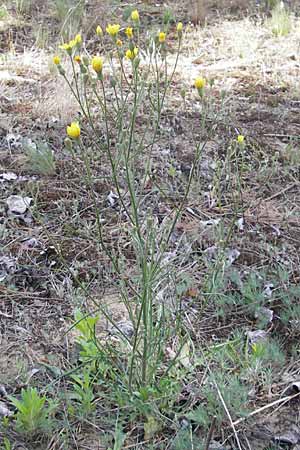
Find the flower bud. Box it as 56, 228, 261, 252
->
82, 55, 89, 66
110, 77, 117, 88
58, 65, 65, 76
64, 137, 73, 151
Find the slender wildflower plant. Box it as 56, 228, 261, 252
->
54, 14, 213, 396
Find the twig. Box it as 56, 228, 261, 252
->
214, 381, 243, 450
265, 182, 297, 201
204, 416, 217, 450
0, 311, 13, 318
232, 391, 300, 426
263, 133, 299, 139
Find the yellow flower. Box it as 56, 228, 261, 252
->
75, 34, 82, 45
53, 55, 61, 65
125, 27, 133, 38
91, 56, 103, 73
237, 135, 245, 144
106, 24, 120, 37
158, 31, 166, 43
74, 55, 81, 64
69, 39, 77, 48
116, 39, 123, 47
177, 22, 183, 32
194, 77, 206, 89
125, 47, 138, 60
131, 9, 139, 21
59, 42, 72, 52
67, 122, 81, 139
96, 25, 103, 36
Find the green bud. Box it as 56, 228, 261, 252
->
58, 65, 65, 76
82, 55, 89, 66
133, 57, 140, 69
80, 64, 87, 74
110, 77, 117, 88
64, 137, 73, 151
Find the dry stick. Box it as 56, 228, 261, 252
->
265, 182, 298, 202
232, 391, 300, 426
204, 416, 217, 450
213, 381, 243, 450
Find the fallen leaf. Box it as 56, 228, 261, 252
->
0, 256, 16, 281
273, 431, 300, 445
107, 191, 118, 207
0, 172, 18, 181
246, 330, 268, 345
0, 401, 13, 417
6, 195, 32, 214
255, 307, 274, 324
179, 341, 192, 369
185, 287, 198, 298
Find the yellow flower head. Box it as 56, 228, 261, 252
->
131, 9, 139, 22
194, 77, 206, 89
53, 55, 61, 65
96, 25, 103, 36
74, 55, 81, 64
158, 31, 166, 43
67, 122, 81, 139
69, 39, 77, 48
177, 22, 183, 33
59, 42, 72, 52
116, 39, 123, 47
106, 24, 120, 37
125, 47, 138, 60
75, 34, 82, 45
92, 56, 103, 73
125, 27, 133, 38
237, 135, 245, 144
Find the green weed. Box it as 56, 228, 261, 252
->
24, 140, 56, 175
0, 5, 8, 19
268, 3, 292, 37
171, 428, 204, 450
9, 387, 57, 435
188, 373, 248, 430
0, 437, 12, 450
69, 368, 96, 418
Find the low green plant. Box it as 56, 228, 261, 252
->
73, 309, 104, 368
0, 5, 8, 19
69, 367, 96, 418
108, 422, 126, 450
9, 387, 57, 435
0, 438, 12, 450
188, 373, 248, 430
268, 3, 292, 37
264, 0, 280, 10
171, 428, 203, 450
211, 270, 269, 320
23, 140, 56, 175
